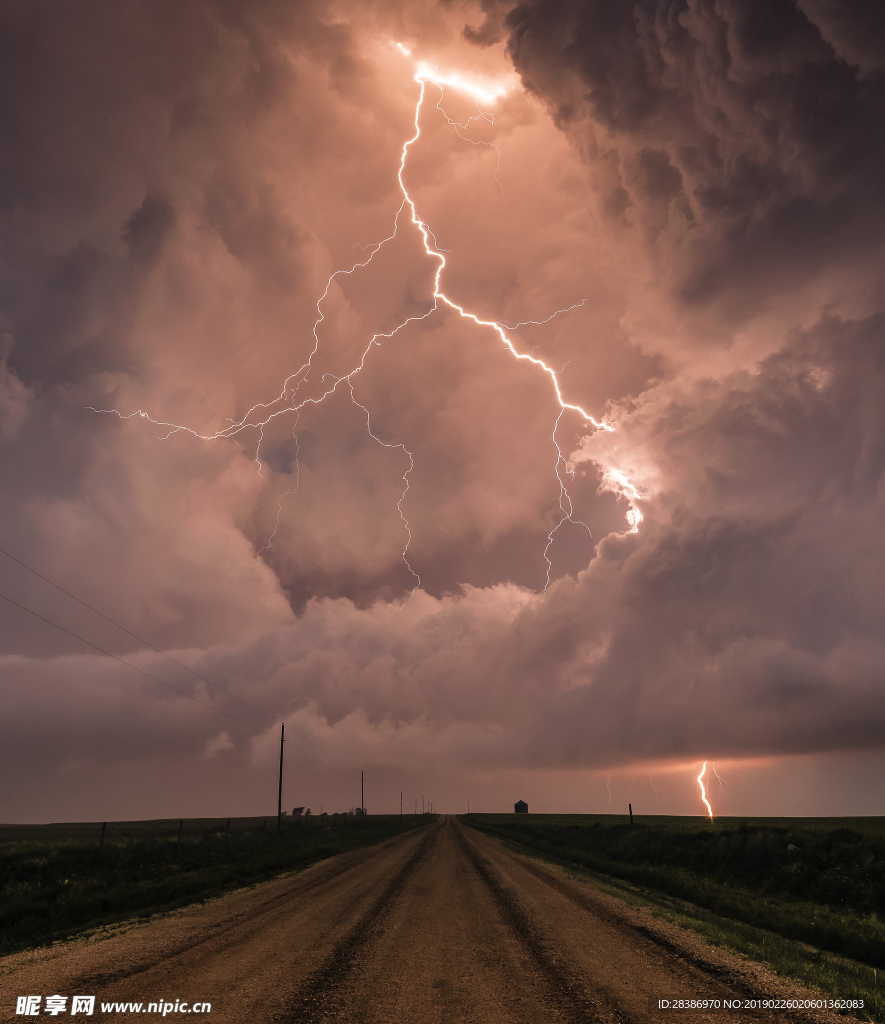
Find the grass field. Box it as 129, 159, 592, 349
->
0, 813, 435, 957
463, 813, 885, 1021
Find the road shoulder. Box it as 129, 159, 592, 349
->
464, 823, 870, 1024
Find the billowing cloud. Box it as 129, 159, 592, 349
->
506, 0, 885, 315
1, 0, 883, 820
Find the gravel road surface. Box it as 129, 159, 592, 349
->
0, 816, 847, 1023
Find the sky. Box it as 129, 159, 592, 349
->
2, 0, 885, 822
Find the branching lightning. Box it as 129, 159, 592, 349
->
91, 52, 642, 599
254, 417, 300, 565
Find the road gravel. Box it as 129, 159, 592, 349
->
0, 816, 855, 1023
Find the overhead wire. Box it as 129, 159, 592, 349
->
0, 549, 470, 800
0, 589, 370, 780
0, 544, 275, 721
0, 590, 266, 732
0, 546, 366, 776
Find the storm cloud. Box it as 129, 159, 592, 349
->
1, 0, 884, 820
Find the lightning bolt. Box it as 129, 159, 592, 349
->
254, 417, 300, 566
432, 84, 504, 197
697, 761, 714, 820
91, 53, 642, 600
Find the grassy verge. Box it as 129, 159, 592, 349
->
462, 814, 885, 1023
0, 814, 435, 957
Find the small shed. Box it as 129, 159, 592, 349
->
514, 800, 528, 814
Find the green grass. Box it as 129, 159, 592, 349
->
462, 814, 885, 1021
0, 814, 435, 957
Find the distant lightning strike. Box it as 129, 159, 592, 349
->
697, 761, 714, 820
92, 55, 642, 596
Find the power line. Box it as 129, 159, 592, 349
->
0, 590, 266, 732
0, 544, 372, 776
0, 548, 461, 791
0, 544, 275, 721
285, 738, 356, 777
284, 728, 362, 773
0, 581, 362, 776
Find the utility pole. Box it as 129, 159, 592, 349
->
277, 722, 285, 833
629, 802, 633, 826
361, 770, 364, 823
400, 791, 402, 819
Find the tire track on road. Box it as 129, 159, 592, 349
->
276, 825, 436, 1023
71, 834, 411, 992
455, 824, 623, 1024
468, 826, 838, 1024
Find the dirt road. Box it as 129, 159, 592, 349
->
1, 817, 838, 1023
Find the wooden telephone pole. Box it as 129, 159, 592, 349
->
361, 770, 364, 823
277, 723, 285, 832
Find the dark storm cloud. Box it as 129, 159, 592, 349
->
505, 0, 885, 308
460, 0, 512, 47
0, 0, 351, 663
564, 310, 885, 766
0, 0, 350, 389
798, 0, 885, 75
4, 0, 885, 821
123, 196, 176, 267
484, 0, 885, 774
